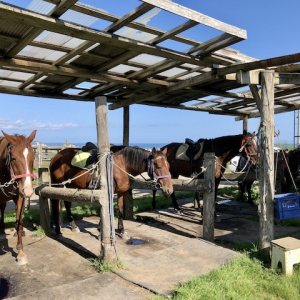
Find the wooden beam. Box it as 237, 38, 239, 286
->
109, 71, 216, 109
104, 2, 154, 33
217, 53, 300, 76
5, 0, 78, 58
141, 0, 247, 39
0, 3, 205, 67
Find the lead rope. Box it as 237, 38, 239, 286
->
107, 152, 118, 259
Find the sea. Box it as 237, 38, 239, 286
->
39, 142, 166, 150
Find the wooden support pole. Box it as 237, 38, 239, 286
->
38, 167, 52, 237
123, 106, 130, 146
258, 70, 275, 250
95, 96, 116, 263
243, 115, 248, 132
203, 152, 215, 242
123, 105, 133, 220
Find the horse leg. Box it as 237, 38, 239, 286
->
51, 199, 62, 235
0, 202, 6, 234
64, 201, 80, 233
170, 192, 180, 211
116, 192, 128, 239
238, 182, 245, 202
152, 190, 157, 210
247, 181, 255, 205
15, 197, 27, 265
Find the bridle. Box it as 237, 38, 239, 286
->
147, 153, 171, 188
239, 136, 257, 161
6, 144, 37, 182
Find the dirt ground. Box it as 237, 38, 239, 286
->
2, 193, 300, 299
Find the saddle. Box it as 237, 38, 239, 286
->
175, 138, 205, 176
71, 142, 99, 189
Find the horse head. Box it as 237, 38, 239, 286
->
2, 130, 37, 198
149, 147, 173, 196
240, 131, 259, 165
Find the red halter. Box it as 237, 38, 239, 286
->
10, 165, 37, 181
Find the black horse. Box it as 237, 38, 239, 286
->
236, 156, 256, 204
282, 149, 300, 193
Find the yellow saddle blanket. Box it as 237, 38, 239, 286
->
71, 150, 91, 170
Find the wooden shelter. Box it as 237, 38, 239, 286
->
1, 0, 300, 259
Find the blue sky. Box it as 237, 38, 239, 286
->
1, 0, 300, 146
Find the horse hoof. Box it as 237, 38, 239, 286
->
116, 231, 129, 240
17, 252, 28, 265
71, 226, 80, 233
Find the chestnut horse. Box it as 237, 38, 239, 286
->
152, 131, 258, 210
50, 146, 173, 237
0, 130, 37, 265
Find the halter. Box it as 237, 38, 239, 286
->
6, 144, 37, 182
147, 153, 171, 186
239, 136, 257, 159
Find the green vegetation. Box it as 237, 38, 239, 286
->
88, 256, 128, 272
151, 252, 300, 300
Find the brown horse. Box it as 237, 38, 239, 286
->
152, 131, 258, 210
50, 146, 173, 237
0, 130, 37, 265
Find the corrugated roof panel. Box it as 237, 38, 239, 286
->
108, 64, 142, 74
129, 54, 164, 65
27, 0, 55, 15
0, 69, 33, 80
158, 67, 187, 77
0, 80, 21, 87
18, 45, 66, 61
177, 72, 202, 80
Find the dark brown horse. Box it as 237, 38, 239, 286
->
152, 131, 258, 210
0, 130, 37, 265
50, 146, 173, 237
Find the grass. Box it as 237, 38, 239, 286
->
151, 252, 300, 300
88, 256, 129, 272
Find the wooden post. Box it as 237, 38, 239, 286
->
37, 142, 42, 168
38, 168, 52, 236
203, 152, 215, 242
95, 96, 116, 263
259, 70, 275, 249
123, 105, 133, 219
123, 106, 130, 146
243, 115, 248, 132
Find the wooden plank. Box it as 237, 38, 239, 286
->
274, 73, 300, 85
109, 71, 216, 109
141, 0, 247, 39
148, 20, 198, 45
0, 57, 142, 87
104, 3, 154, 33
5, 0, 78, 58
217, 53, 300, 76
0, 3, 205, 67
130, 178, 211, 192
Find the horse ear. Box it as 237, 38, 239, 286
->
152, 147, 157, 156
2, 131, 16, 144
162, 147, 167, 155
27, 130, 37, 144
251, 131, 256, 138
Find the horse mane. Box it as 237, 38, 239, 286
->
202, 134, 243, 156
115, 146, 148, 174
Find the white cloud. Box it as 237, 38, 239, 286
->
0, 119, 79, 130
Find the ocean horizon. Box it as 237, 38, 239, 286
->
36, 141, 166, 149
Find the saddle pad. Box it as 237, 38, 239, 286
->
175, 141, 204, 161
71, 150, 91, 170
